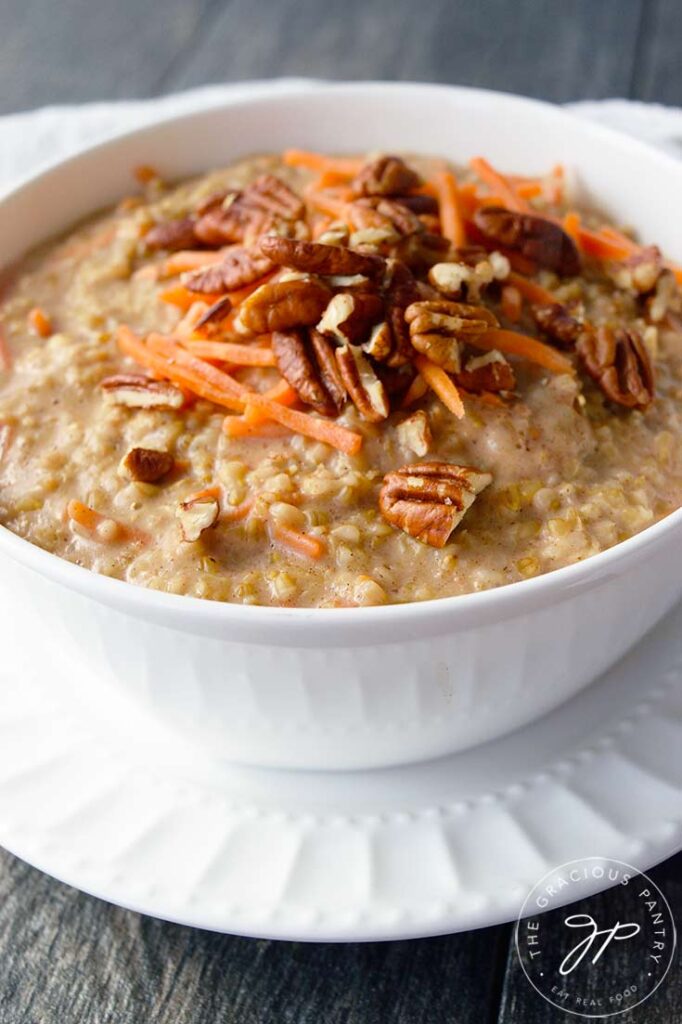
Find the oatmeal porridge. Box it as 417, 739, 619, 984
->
0, 149, 681, 607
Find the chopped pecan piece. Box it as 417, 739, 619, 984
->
100, 374, 185, 410
272, 329, 345, 416
335, 345, 390, 422
396, 410, 432, 456
532, 302, 583, 349
245, 174, 305, 220
394, 194, 439, 215
144, 217, 200, 252
379, 462, 492, 547
259, 236, 384, 278
474, 206, 580, 276
456, 350, 516, 393
121, 447, 174, 483
177, 494, 220, 542
317, 291, 384, 344
184, 247, 274, 294
429, 252, 509, 301
577, 326, 654, 410
352, 155, 422, 197
235, 278, 331, 334
611, 245, 663, 294
405, 299, 498, 373
362, 321, 393, 361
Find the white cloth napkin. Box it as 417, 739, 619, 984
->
0, 83, 680, 189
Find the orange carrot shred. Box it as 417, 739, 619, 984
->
243, 379, 299, 425
413, 355, 465, 419
282, 150, 364, 176
469, 157, 531, 213
401, 374, 429, 408
161, 249, 226, 276
224, 417, 291, 439
159, 285, 224, 311
175, 302, 210, 338
133, 164, 161, 185
501, 284, 522, 323
233, 395, 362, 455
473, 328, 574, 374
66, 500, 148, 544
269, 520, 326, 560
432, 170, 466, 247
183, 340, 277, 366
507, 271, 556, 307
28, 307, 52, 338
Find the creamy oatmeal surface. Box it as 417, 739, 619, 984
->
0, 150, 681, 607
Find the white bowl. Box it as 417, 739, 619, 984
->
2, 82, 681, 770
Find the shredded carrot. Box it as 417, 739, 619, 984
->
0, 327, 10, 372
562, 211, 582, 243
316, 169, 355, 188
501, 284, 522, 323
243, 379, 299, 425
161, 249, 225, 276
222, 498, 254, 521
282, 150, 364, 176
575, 226, 633, 262
269, 520, 326, 560
507, 271, 556, 307
401, 374, 429, 408
133, 164, 160, 185
184, 340, 277, 366
304, 189, 351, 222
28, 307, 52, 338
473, 329, 574, 374
159, 285, 224, 311
66, 500, 148, 544
175, 302, 210, 338
472, 390, 507, 407
514, 181, 543, 199
469, 157, 531, 213
432, 170, 466, 248
117, 327, 247, 413
223, 416, 291, 439
312, 215, 333, 239
599, 225, 638, 252
413, 355, 465, 419
234, 395, 362, 455
546, 164, 565, 205
185, 485, 222, 503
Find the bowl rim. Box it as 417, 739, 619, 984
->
1, 78, 681, 638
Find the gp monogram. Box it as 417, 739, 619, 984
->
515, 858, 676, 1018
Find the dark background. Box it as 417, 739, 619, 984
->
1, 0, 681, 1021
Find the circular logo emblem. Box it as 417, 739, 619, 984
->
515, 857, 676, 1018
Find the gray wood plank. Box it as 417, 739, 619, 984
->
496, 853, 682, 1023
0, 848, 506, 1024
162, 0, 643, 103
0, 0, 217, 115
631, 0, 682, 105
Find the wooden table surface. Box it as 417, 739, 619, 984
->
1, 0, 681, 1020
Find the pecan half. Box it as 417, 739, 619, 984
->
100, 374, 185, 410
352, 155, 422, 197
577, 326, 654, 410
317, 291, 384, 344
456, 350, 516, 393
350, 197, 424, 237
194, 175, 304, 246
532, 302, 583, 349
144, 217, 200, 252
177, 495, 220, 542
379, 462, 492, 547
474, 206, 580, 276
405, 299, 498, 373
382, 259, 423, 366
335, 345, 390, 422
396, 410, 432, 456
272, 329, 345, 415
121, 447, 174, 483
236, 278, 332, 334
184, 247, 273, 294
259, 236, 384, 278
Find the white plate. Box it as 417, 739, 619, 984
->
0, 585, 681, 942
